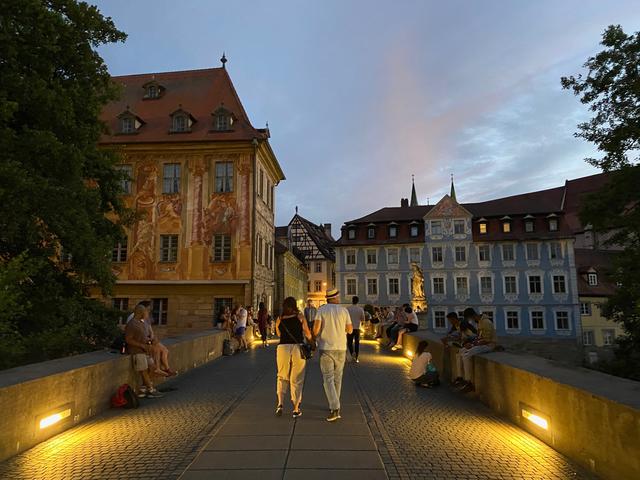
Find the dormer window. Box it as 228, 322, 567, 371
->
212, 105, 235, 132
169, 107, 195, 133
347, 228, 356, 240
588, 272, 598, 286
501, 216, 512, 233
117, 108, 144, 135
410, 223, 419, 237
548, 214, 559, 232
524, 215, 535, 233
142, 80, 164, 100
121, 116, 134, 133
367, 225, 376, 239
389, 224, 398, 238
478, 218, 487, 235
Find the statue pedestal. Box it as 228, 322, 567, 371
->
411, 297, 428, 313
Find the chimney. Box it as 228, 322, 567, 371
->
401, 198, 409, 208
323, 223, 332, 238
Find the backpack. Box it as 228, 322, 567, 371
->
111, 333, 127, 354
111, 384, 140, 409
223, 338, 235, 356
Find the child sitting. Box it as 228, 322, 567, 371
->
409, 340, 440, 388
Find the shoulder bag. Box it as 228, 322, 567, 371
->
280, 316, 314, 360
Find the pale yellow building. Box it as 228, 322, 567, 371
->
273, 240, 308, 315
98, 64, 284, 335
576, 249, 624, 350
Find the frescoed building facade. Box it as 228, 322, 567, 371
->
335, 174, 612, 340
98, 63, 285, 335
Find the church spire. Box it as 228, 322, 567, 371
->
450, 173, 457, 202
410, 174, 418, 207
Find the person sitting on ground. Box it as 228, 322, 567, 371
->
233, 304, 249, 352
392, 305, 419, 350
440, 312, 478, 348
454, 308, 497, 393
409, 340, 439, 388
125, 305, 164, 398
257, 301, 270, 347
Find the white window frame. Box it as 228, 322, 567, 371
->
345, 278, 357, 296
549, 218, 559, 232
162, 163, 181, 194
366, 249, 377, 265
387, 277, 400, 296
454, 245, 466, 263
502, 243, 515, 262
528, 274, 543, 294
582, 330, 594, 346
602, 329, 615, 346
554, 310, 571, 332
388, 225, 398, 238
503, 275, 518, 295
525, 220, 535, 233
345, 249, 356, 266
552, 275, 567, 294
159, 234, 179, 262
432, 276, 446, 295
367, 277, 378, 296
347, 228, 356, 240
387, 248, 399, 265
478, 244, 491, 262
479, 275, 493, 295
215, 161, 234, 193
549, 242, 563, 260
213, 234, 232, 262
580, 302, 591, 316
430, 220, 442, 235
453, 219, 465, 235
431, 246, 443, 263
433, 310, 447, 330
454, 276, 469, 296
530, 310, 545, 333
505, 309, 520, 332
409, 247, 421, 264
117, 165, 133, 194
410, 224, 419, 237
526, 242, 540, 261
588, 273, 598, 286
367, 227, 375, 239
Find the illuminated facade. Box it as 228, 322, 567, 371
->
99, 64, 285, 335
273, 240, 308, 315
336, 174, 612, 340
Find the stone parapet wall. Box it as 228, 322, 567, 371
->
400, 331, 640, 480
0, 328, 254, 463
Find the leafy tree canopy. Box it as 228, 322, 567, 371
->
562, 25, 640, 379
0, 0, 128, 369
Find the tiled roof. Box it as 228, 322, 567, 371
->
562, 173, 612, 233
292, 214, 335, 261
574, 248, 618, 297
464, 186, 565, 217
100, 67, 267, 144
274, 226, 289, 238
346, 206, 431, 224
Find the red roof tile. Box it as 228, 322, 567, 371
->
100, 67, 266, 144
464, 186, 565, 217
574, 248, 618, 297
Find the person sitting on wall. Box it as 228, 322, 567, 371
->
138, 301, 177, 377
233, 304, 249, 352
215, 306, 228, 329
441, 312, 478, 348
386, 304, 409, 348
125, 304, 164, 398
409, 340, 440, 388
454, 308, 497, 393
392, 305, 420, 350
375, 306, 395, 339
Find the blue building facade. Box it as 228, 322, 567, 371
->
335, 183, 584, 339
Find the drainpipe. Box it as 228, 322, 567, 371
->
250, 138, 258, 307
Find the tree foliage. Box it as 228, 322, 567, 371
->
562, 25, 640, 378
0, 0, 128, 369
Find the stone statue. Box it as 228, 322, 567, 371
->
410, 262, 428, 312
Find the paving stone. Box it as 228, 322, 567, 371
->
204, 435, 290, 451
286, 450, 384, 469
189, 450, 287, 469
181, 469, 283, 480
291, 435, 375, 451
284, 469, 387, 480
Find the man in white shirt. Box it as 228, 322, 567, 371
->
233, 304, 249, 352
345, 296, 365, 363
313, 288, 353, 422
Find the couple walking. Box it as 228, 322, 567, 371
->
275, 288, 353, 422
